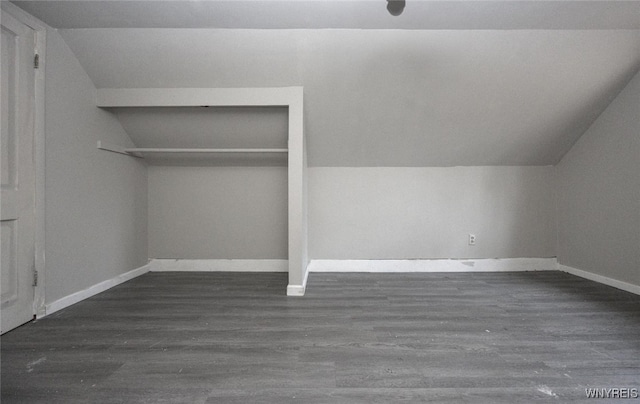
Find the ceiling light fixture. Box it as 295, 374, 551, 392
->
387, 0, 406, 16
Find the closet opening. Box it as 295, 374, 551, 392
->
97, 87, 308, 295
117, 106, 288, 270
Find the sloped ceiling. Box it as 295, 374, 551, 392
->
11, 0, 640, 30
12, 1, 640, 166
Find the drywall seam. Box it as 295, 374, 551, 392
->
149, 259, 288, 272
42, 264, 151, 317
559, 264, 640, 296
308, 258, 558, 272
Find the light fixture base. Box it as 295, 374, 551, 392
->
387, 0, 406, 16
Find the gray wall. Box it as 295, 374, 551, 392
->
59, 29, 640, 167
309, 166, 556, 259
56, 28, 581, 262
556, 71, 640, 286
44, 27, 639, 268
148, 166, 287, 259
148, 165, 557, 262
45, 29, 148, 304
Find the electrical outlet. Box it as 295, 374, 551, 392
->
468, 234, 476, 246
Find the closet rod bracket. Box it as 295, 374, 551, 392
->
97, 141, 143, 158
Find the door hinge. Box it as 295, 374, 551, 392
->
34, 54, 40, 69
33, 269, 39, 287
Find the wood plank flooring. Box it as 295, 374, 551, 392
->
2, 271, 639, 403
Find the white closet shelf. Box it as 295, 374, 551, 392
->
127, 148, 288, 153
98, 141, 287, 157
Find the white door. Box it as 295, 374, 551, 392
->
1, 11, 36, 334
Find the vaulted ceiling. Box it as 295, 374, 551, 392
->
11, 1, 640, 167
12, 0, 640, 30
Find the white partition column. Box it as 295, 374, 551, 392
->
286, 88, 308, 296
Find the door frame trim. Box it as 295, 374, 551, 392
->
1, 3, 47, 317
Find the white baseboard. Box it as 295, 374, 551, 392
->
559, 264, 640, 295
43, 264, 151, 317
308, 258, 557, 273
287, 266, 310, 297
149, 259, 288, 273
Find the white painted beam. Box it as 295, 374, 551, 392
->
96, 87, 303, 108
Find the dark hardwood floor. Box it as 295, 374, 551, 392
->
1, 271, 639, 403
